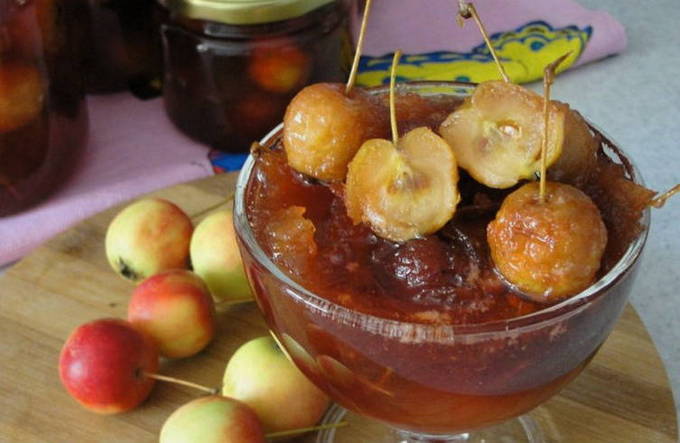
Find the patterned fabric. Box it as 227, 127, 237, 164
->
209, 0, 625, 171
356, 21, 592, 86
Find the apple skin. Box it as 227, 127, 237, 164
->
160, 395, 265, 443
222, 336, 330, 433
59, 318, 159, 414
190, 209, 251, 302
105, 198, 193, 283
128, 269, 216, 359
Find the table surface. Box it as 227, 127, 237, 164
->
0, 172, 677, 442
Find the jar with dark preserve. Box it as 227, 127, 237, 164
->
80, 0, 163, 94
0, 0, 89, 216
159, 0, 351, 153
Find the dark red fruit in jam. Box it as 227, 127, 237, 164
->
372, 237, 449, 292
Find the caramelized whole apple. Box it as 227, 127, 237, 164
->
487, 181, 607, 302
548, 103, 599, 186
439, 80, 565, 189
283, 83, 386, 181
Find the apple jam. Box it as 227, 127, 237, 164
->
245, 90, 650, 324
238, 84, 652, 432
0, 0, 88, 216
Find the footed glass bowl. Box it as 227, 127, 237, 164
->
233, 82, 649, 442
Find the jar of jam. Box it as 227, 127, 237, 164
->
159, 0, 351, 153
0, 0, 89, 216
80, 0, 163, 94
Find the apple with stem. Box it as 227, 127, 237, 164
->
59, 318, 159, 414
222, 336, 329, 433
105, 198, 193, 282
190, 209, 252, 302
128, 269, 216, 359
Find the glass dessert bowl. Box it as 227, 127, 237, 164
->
233, 82, 650, 442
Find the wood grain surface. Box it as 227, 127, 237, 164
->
0, 173, 676, 442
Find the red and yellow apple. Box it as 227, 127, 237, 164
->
58, 318, 159, 414
222, 336, 329, 433
160, 395, 265, 443
128, 269, 216, 358
105, 198, 193, 282
190, 209, 251, 302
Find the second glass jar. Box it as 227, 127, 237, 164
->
81, 0, 163, 94
159, 0, 351, 153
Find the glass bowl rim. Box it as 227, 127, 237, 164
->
233, 80, 650, 338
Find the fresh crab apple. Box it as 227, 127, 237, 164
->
128, 270, 216, 358
58, 318, 159, 414
160, 395, 265, 443
0, 61, 43, 133
345, 127, 460, 242
190, 209, 252, 302
222, 336, 329, 433
439, 80, 566, 189
283, 83, 386, 181
487, 181, 607, 302
105, 198, 193, 282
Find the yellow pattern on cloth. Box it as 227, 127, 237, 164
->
356, 21, 592, 86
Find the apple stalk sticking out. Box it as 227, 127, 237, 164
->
128, 269, 216, 359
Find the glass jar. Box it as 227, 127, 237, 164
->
0, 0, 89, 216
159, 0, 351, 153
80, 0, 163, 94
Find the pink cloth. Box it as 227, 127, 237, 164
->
356, 0, 626, 67
0, 95, 213, 265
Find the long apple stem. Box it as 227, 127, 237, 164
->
650, 184, 680, 208
146, 373, 220, 395
539, 52, 571, 203
457, 1, 510, 83
265, 421, 349, 439
389, 50, 402, 146
346, 0, 373, 94
268, 330, 294, 363
215, 297, 254, 308
191, 193, 235, 221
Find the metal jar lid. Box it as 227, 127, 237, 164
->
160, 0, 337, 25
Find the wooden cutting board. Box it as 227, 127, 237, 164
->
0, 173, 677, 442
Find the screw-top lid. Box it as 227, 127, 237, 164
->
160, 0, 336, 25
